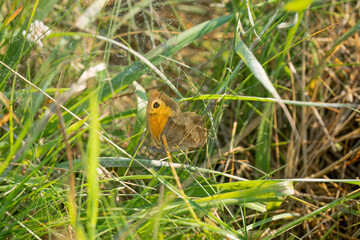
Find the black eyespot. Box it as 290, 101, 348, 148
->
153, 102, 160, 108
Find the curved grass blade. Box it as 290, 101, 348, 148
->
234, 33, 299, 138
99, 14, 233, 101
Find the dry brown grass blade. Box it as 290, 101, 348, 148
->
0, 92, 22, 127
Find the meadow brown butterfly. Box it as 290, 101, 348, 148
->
146, 90, 206, 152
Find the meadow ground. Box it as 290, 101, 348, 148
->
0, 1, 359, 239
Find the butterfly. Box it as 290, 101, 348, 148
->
146, 90, 206, 152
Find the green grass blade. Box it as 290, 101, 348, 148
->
126, 82, 147, 154
234, 30, 299, 138
99, 14, 233, 101
86, 91, 100, 239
